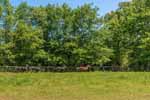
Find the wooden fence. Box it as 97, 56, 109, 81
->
0, 66, 87, 72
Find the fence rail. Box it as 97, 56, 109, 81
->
0, 66, 127, 72
0, 66, 82, 72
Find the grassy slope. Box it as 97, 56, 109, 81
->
0, 72, 150, 100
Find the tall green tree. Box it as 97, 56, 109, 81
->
13, 21, 44, 66
103, 0, 150, 70
0, 0, 14, 65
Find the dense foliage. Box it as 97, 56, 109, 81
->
0, 0, 149, 71
103, 0, 150, 71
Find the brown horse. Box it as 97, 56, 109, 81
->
76, 65, 91, 72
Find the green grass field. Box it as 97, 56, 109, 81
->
0, 72, 150, 100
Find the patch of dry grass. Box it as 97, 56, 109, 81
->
0, 72, 150, 100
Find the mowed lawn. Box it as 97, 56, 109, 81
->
0, 72, 150, 100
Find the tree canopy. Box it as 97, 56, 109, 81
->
0, 0, 149, 71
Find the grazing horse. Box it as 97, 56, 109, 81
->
76, 64, 91, 72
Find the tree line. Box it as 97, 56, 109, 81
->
0, 0, 149, 71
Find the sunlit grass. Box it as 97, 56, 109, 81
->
0, 72, 150, 100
